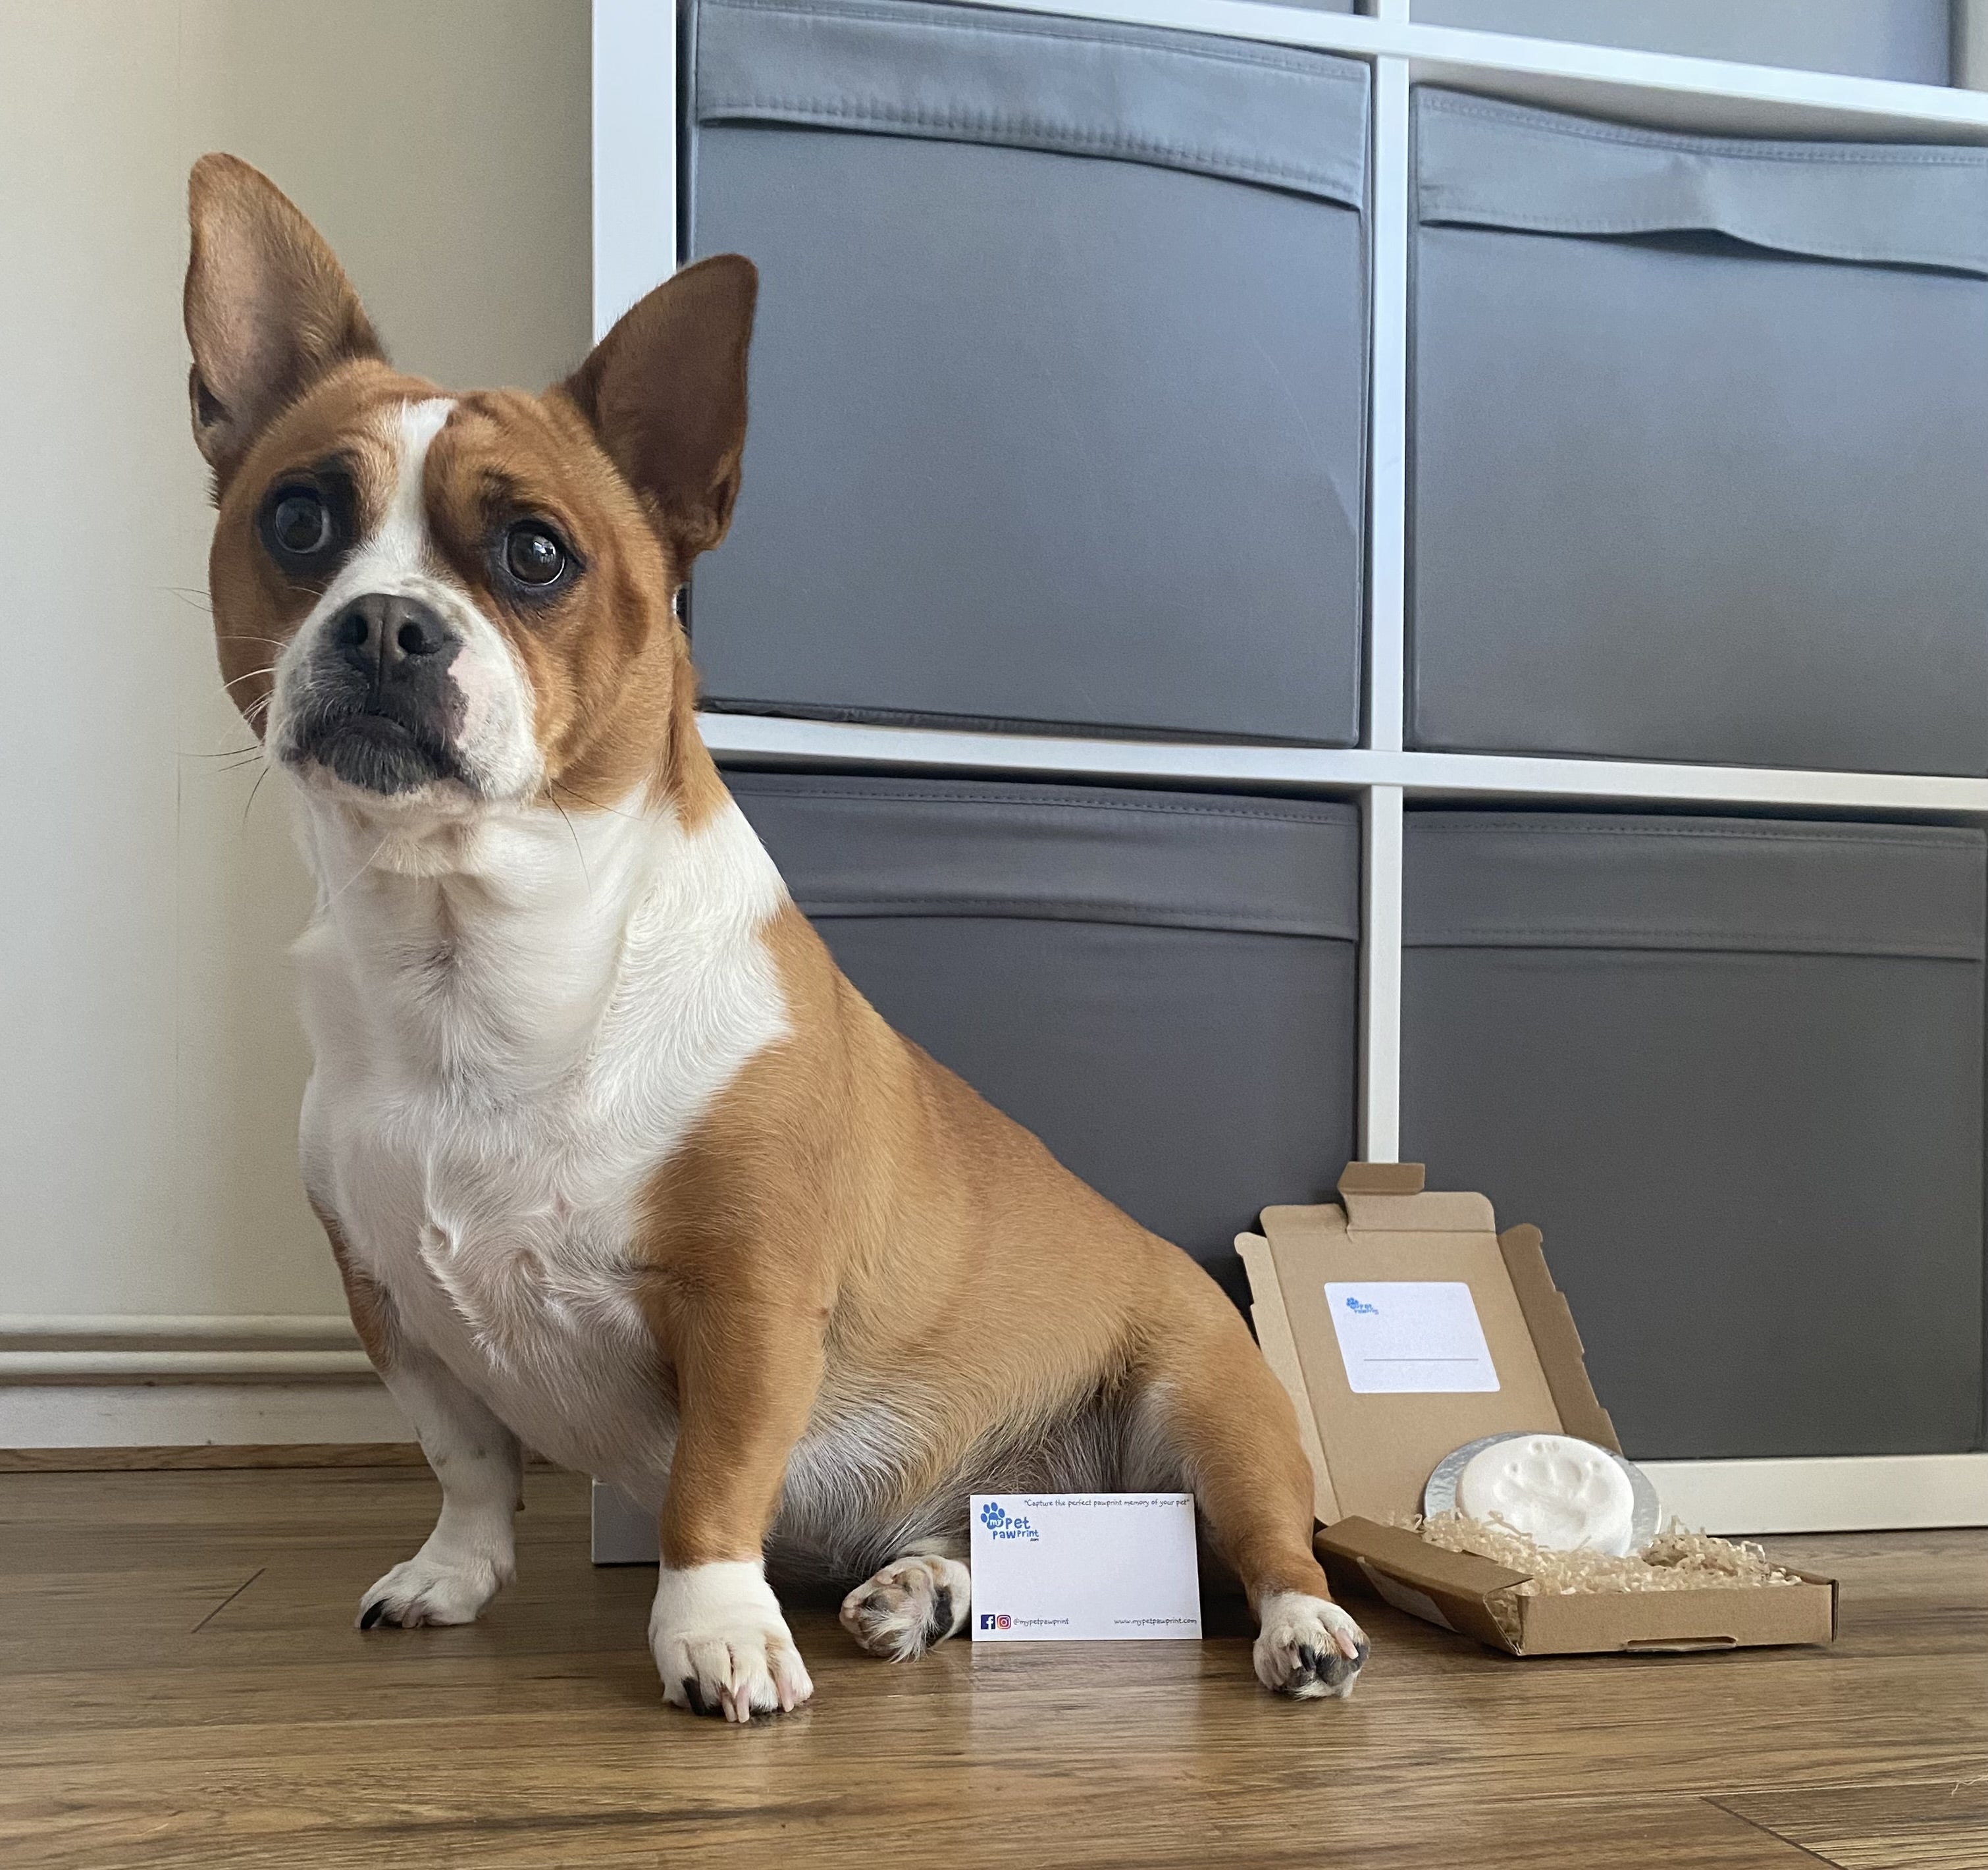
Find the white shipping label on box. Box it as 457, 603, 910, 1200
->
1325, 1281, 1500, 1394
969, 1494, 1201, 1642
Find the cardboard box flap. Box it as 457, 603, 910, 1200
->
1336, 1158, 1496, 1231
1344, 1188, 1501, 1233
1315, 1518, 1532, 1652
1257, 1200, 1353, 1253
1237, 1233, 1339, 1523
1316, 1516, 1532, 1599
1256, 1170, 1568, 1524
1498, 1223, 1619, 1453
1512, 1588, 1819, 1655
1335, 1162, 1426, 1196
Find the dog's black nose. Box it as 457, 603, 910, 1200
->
332, 593, 456, 676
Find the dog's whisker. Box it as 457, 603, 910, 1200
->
319, 832, 394, 911
241, 763, 273, 833
550, 778, 650, 824
543, 786, 594, 897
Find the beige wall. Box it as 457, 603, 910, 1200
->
0, 1, 591, 1351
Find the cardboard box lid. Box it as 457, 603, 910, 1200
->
1241, 1162, 1619, 1528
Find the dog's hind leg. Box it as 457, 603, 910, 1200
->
1124, 1269, 1371, 1701
839, 1539, 972, 1661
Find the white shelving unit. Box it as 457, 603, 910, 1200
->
590, 0, 1988, 1536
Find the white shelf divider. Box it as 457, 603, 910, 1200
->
1365, 54, 1410, 757
1358, 784, 1405, 1162
590, 0, 679, 342
935, 0, 1988, 140
698, 714, 1988, 818
1398, 20, 1988, 141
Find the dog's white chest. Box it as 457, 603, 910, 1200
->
293, 797, 792, 1497
323, 1092, 675, 1485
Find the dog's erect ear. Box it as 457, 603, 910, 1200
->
184, 153, 384, 489
562, 255, 758, 564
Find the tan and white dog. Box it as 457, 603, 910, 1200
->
183, 154, 1369, 1721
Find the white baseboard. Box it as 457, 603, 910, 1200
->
0, 1314, 368, 1381
587, 1458, 1988, 1565
1642, 1454, 1988, 1535
0, 1379, 411, 1448
0, 1314, 361, 1345
0, 1316, 382, 1431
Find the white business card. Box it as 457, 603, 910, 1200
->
969, 1493, 1202, 1642
1325, 1279, 1501, 1394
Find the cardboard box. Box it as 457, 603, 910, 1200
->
1240, 1163, 1837, 1656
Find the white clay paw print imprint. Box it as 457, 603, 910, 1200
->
1457, 1433, 1636, 1555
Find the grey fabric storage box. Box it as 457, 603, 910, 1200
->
729, 772, 1362, 1304
1409, 90, 1988, 775
687, 0, 1370, 745
1413, 1, 1951, 84
1400, 811, 1986, 1460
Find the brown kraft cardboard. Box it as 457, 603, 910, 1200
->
1241, 1164, 1837, 1656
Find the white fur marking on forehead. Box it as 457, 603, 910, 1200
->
369, 396, 456, 572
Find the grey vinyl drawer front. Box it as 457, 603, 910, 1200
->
1399, 812, 1987, 1461
730, 772, 1361, 1305
1409, 90, 1988, 775
1411, 0, 1951, 84
688, 0, 1370, 745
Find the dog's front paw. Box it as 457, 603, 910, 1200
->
650, 1561, 813, 1723
840, 1552, 971, 1661
1253, 1591, 1371, 1700
357, 1551, 508, 1629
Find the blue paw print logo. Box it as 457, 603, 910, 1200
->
1345, 1296, 1380, 1316
979, 1501, 1040, 1542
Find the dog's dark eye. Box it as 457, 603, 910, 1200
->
504, 521, 569, 589
269, 488, 331, 558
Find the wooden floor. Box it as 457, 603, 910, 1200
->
2, 1468, 1983, 1868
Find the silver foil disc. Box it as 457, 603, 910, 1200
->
1423, 1432, 1661, 1554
